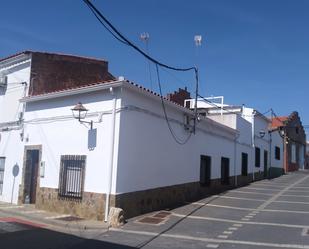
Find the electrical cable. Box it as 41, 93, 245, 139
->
82, 0, 199, 141
85, 2, 129, 46
155, 64, 192, 145
82, 0, 197, 73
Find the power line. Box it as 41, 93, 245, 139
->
155, 64, 192, 145
82, 0, 199, 139
82, 0, 197, 73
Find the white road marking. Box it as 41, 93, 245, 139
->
245, 215, 254, 218
217, 235, 228, 239
233, 224, 243, 227
263, 209, 309, 214
302, 228, 309, 236
45, 214, 71, 219
274, 200, 309, 205
187, 203, 309, 214
252, 183, 289, 188
244, 187, 279, 191
206, 204, 255, 211
110, 228, 309, 249
230, 190, 274, 196
255, 174, 309, 212
172, 213, 309, 229
217, 196, 267, 202
285, 190, 309, 193
281, 194, 309, 198
241, 218, 250, 221
223, 231, 233, 234
206, 244, 219, 248
228, 227, 238, 231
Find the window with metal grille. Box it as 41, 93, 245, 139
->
0, 157, 5, 195
58, 155, 86, 199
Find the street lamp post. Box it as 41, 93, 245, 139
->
71, 102, 93, 129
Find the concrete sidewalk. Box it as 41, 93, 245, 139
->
0, 201, 108, 232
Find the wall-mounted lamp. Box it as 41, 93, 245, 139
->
71, 102, 93, 129
259, 129, 266, 138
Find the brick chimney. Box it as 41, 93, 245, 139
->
166, 87, 191, 107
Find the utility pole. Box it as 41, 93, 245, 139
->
194, 35, 202, 134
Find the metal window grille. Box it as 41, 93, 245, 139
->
0, 157, 5, 195
58, 155, 86, 199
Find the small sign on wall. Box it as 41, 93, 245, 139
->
88, 128, 97, 150
40, 161, 45, 178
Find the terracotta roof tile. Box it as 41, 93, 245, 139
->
270, 116, 288, 129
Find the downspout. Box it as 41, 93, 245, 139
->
104, 87, 117, 222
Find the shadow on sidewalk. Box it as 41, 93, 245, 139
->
0, 225, 135, 249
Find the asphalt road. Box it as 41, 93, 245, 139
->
1, 171, 309, 249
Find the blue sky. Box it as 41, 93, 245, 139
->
1, 0, 309, 133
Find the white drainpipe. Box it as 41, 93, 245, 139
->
104, 87, 117, 222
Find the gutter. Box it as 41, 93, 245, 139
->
20, 80, 124, 103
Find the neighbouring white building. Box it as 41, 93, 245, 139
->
0, 51, 285, 221
185, 97, 284, 179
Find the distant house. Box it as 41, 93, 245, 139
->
270, 112, 306, 172
305, 141, 309, 169
184, 98, 284, 179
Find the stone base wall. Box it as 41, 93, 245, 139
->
35, 187, 111, 221
269, 167, 284, 179
115, 174, 255, 219
287, 163, 299, 172
35, 173, 266, 220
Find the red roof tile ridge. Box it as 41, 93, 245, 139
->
0, 50, 32, 63
124, 80, 183, 107
29, 79, 118, 98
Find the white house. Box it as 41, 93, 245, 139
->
0, 51, 283, 221
185, 97, 284, 179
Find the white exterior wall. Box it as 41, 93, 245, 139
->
116, 87, 236, 194
271, 130, 283, 168
23, 89, 122, 195
0, 56, 31, 123
0, 130, 24, 203
0, 55, 31, 203
208, 114, 253, 177
253, 115, 270, 173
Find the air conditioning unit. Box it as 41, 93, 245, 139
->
0, 75, 7, 87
